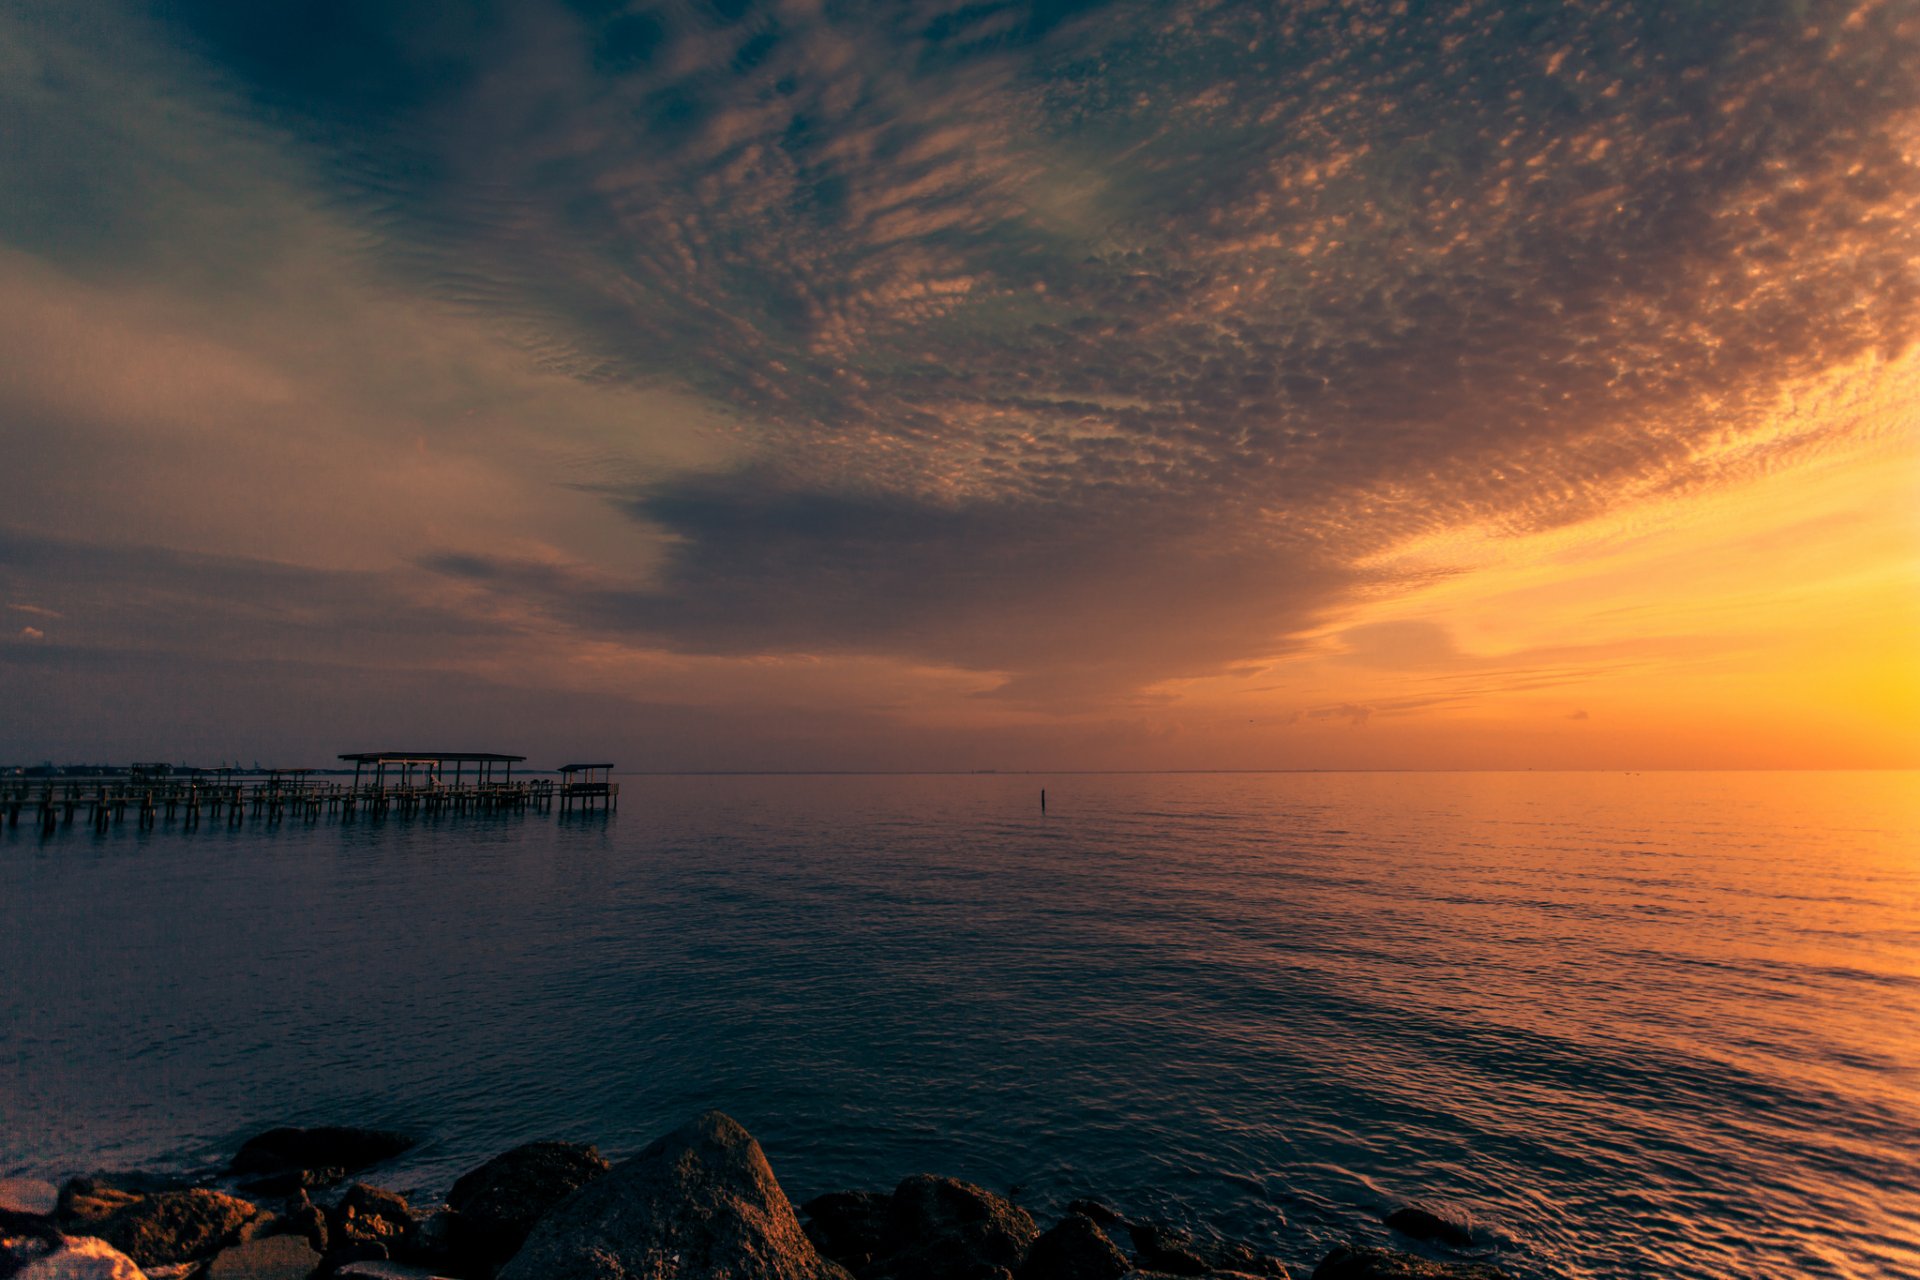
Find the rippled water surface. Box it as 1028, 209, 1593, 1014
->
4, 772, 1917, 1278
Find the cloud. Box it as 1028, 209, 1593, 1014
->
2, 0, 1916, 757
1309, 702, 1375, 727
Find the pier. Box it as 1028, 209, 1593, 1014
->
1, 752, 618, 833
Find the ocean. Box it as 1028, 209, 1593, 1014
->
3, 771, 1915, 1278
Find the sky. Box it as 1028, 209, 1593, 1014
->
1, 0, 1916, 770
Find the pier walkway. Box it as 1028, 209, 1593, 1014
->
1, 751, 618, 833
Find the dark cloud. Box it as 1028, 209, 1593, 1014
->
10, 0, 1919, 713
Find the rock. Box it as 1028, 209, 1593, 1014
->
1310, 1246, 1508, 1279
64, 1189, 258, 1269
333, 1264, 457, 1280
8, 1234, 147, 1280
323, 1240, 390, 1271
443, 1141, 609, 1266
497, 1111, 849, 1280
230, 1130, 412, 1178
869, 1174, 1039, 1280
1197, 1242, 1286, 1278
0, 1181, 61, 1221
272, 1202, 329, 1256
1124, 1224, 1207, 1276
1063, 1201, 1122, 1228
55, 1178, 182, 1231
236, 1171, 346, 1200
3, 1234, 59, 1274
398, 1211, 461, 1274
1016, 1215, 1128, 1280
798, 1192, 888, 1272
1121, 1224, 1284, 1279
1381, 1208, 1473, 1250
203, 1234, 322, 1280
333, 1186, 412, 1244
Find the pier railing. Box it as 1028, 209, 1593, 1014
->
0, 774, 590, 832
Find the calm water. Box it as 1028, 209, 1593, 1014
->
3, 772, 1916, 1279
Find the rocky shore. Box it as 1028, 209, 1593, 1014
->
2, 1114, 1509, 1280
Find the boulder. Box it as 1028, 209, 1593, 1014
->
1124, 1224, 1207, 1276
62, 1188, 257, 1269
55, 1177, 188, 1232
444, 1141, 609, 1265
230, 1130, 412, 1178
1123, 1223, 1284, 1279
798, 1192, 888, 1272
1310, 1246, 1507, 1279
323, 1241, 390, 1271
1016, 1215, 1128, 1280
333, 1264, 457, 1280
7, 1234, 146, 1280
1197, 1242, 1287, 1278
1381, 1208, 1474, 1250
868, 1175, 1039, 1280
331, 1186, 413, 1252
399, 1211, 462, 1274
497, 1111, 850, 1280
1063, 1202, 1122, 1228
271, 1200, 329, 1256
203, 1235, 321, 1280
0, 1180, 60, 1221
235, 1171, 345, 1200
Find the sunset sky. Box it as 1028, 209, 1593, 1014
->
2, 0, 1915, 770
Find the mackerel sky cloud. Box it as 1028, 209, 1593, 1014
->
2, 0, 1916, 768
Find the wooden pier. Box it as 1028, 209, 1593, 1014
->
1, 752, 617, 833
557, 763, 619, 813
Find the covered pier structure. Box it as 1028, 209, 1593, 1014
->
337, 751, 545, 816
557, 763, 619, 813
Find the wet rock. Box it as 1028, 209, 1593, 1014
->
1382, 1208, 1474, 1250
230, 1131, 412, 1178
3, 1234, 58, 1275
1064, 1201, 1123, 1228
330, 1186, 412, 1253
798, 1191, 888, 1272
1124, 1224, 1208, 1276
868, 1174, 1039, 1280
54, 1177, 190, 1233
7, 1234, 146, 1280
443, 1141, 609, 1266
1016, 1214, 1128, 1280
323, 1240, 390, 1271
272, 1201, 329, 1256
236, 1171, 347, 1200
1122, 1223, 1285, 1279
0, 1181, 60, 1223
397, 1211, 462, 1274
497, 1111, 849, 1280
66, 1188, 258, 1269
204, 1234, 322, 1280
1199, 1242, 1287, 1278
333, 1265, 457, 1280
1310, 1245, 1508, 1279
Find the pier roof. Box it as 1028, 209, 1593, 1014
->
338, 751, 527, 764
558, 762, 614, 772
